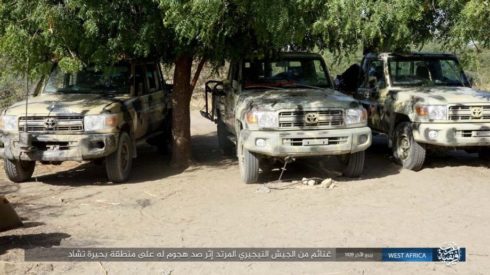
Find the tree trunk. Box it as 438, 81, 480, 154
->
171, 54, 194, 170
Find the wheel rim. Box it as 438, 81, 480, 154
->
120, 141, 130, 171
397, 134, 411, 160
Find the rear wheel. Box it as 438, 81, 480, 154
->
105, 132, 133, 183
237, 136, 260, 184
338, 151, 365, 178
4, 159, 35, 183
217, 121, 235, 156
393, 122, 426, 171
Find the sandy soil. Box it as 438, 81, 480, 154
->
1, 111, 489, 275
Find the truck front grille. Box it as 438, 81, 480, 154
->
448, 105, 490, 121
456, 130, 490, 138
19, 116, 84, 133
278, 110, 344, 129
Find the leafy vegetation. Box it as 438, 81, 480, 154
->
1, 0, 490, 168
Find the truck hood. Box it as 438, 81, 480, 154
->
2, 93, 126, 116
239, 88, 360, 110
396, 86, 490, 105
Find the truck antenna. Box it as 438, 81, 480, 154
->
25, 56, 29, 128
19, 43, 33, 151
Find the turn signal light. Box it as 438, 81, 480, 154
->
415, 106, 428, 116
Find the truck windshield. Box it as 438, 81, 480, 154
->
388, 57, 470, 87
242, 58, 332, 89
44, 65, 131, 94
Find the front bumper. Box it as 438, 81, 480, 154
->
413, 122, 490, 147
240, 127, 372, 157
0, 133, 118, 162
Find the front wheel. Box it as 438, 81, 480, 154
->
4, 159, 35, 183
105, 132, 133, 183
393, 122, 426, 171
338, 151, 365, 178
237, 136, 260, 184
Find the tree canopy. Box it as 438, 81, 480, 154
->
1, 0, 489, 168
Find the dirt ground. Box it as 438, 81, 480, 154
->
1, 111, 489, 275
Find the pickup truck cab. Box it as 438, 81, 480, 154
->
202, 52, 372, 183
0, 61, 172, 183
338, 52, 490, 170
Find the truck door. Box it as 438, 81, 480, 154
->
224, 62, 240, 134
131, 64, 151, 139
357, 57, 388, 131
145, 63, 167, 132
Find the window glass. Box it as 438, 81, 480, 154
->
242, 58, 332, 89
388, 57, 468, 87
45, 65, 131, 94
146, 64, 160, 92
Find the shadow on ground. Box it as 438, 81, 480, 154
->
13, 132, 489, 186
261, 135, 403, 183
425, 150, 489, 169
0, 232, 70, 256
28, 133, 235, 186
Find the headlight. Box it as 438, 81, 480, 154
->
415, 105, 447, 120
84, 114, 119, 131
0, 115, 18, 131
344, 108, 367, 126
246, 111, 278, 129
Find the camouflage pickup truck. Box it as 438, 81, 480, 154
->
0, 61, 172, 183
201, 52, 372, 183
337, 52, 490, 170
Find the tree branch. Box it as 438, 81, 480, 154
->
190, 57, 206, 94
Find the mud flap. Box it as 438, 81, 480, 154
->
0, 196, 23, 232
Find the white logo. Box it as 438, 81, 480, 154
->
471, 107, 483, 119
304, 113, 319, 125
44, 118, 58, 129
437, 243, 462, 265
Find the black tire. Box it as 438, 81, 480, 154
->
237, 136, 260, 184
105, 132, 133, 183
339, 151, 365, 178
4, 159, 35, 183
217, 121, 235, 156
393, 122, 426, 171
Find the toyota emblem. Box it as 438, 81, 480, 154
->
304, 112, 319, 125
471, 107, 483, 119
44, 118, 57, 129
